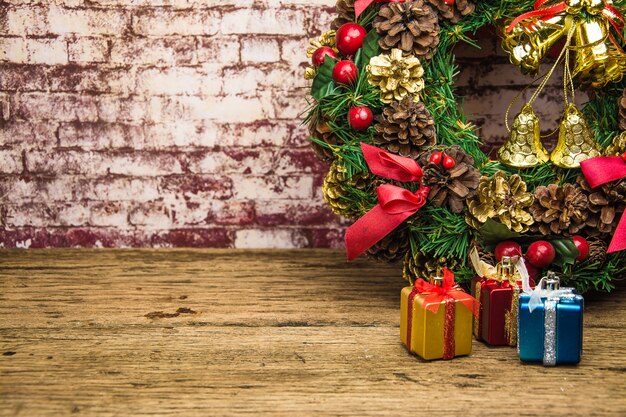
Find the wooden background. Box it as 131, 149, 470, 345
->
1, 249, 625, 416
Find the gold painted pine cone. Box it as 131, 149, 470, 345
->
529, 183, 589, 236
373, 0, 440, 60
323, 161, 370, 219
403, 250, 459, 282
418, 146, 481, 214
367, 48, 425, 104
605, 131, 626, 156
374, 97, 436, 159
465, 172, 534, 233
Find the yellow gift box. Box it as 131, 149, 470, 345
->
400, 270, 477, 360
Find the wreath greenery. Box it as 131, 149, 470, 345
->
305, 0, 626, 293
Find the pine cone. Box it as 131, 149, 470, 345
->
366, 226, 410, 263
468, 240, 496, 268
309, 118, 340, 162
331, 0, 356, 30
605, 131, 626, 156
618, 88, 626, 130
576, 175, 623, 236
427, 0, 475, 23
465, 172, 534, 233
587, 238, 608, 264
323, 161, 370, 219
418, 146, 481, 213
373, 97, 436, 158
529, 184, 589, 235
403, 250, 459, 282
373, 0, 440, 60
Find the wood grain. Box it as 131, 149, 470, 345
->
1, 249, 625, 416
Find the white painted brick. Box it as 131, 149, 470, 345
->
26, 38, 68, 65
240, 37, 280, 63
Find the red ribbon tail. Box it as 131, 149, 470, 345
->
354, 0, 375, 19
345, 204, 413, 261
608, 214, 626, 254
506, 3, 567, 33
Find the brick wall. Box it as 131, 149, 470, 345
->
0, 1, 580, 248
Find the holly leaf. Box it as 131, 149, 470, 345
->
356, 30, 380, 69
551, 238, 579, 266
311, 56, 339, 100
477, 219, 522, 248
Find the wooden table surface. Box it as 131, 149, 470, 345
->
1, 249, 625, 416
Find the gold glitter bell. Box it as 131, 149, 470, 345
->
498, 104, 550, 168
502, 14, 572, 76
571, 17, 626, 89
550, 103, 602, 168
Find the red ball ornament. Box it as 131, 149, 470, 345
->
442, 154, 456, 169
335, 23, 367, 56
526, 240, 556, 269
571, 235, 589, 262
312, 46, 337, 67
332, 60, 358, 85
495, 240, 522, 262
348, 106, 373, 131
430, 151, 443, 165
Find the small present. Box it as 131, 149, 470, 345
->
469, 249, 530, 346
518, 271, 584, 366
400, 269, 478, 360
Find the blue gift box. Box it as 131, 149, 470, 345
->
518, 272, 583, 366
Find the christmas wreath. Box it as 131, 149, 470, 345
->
304, 0, 626, 293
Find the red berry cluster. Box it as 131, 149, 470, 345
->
311, 24, 374, 132
429, 151, 456, 169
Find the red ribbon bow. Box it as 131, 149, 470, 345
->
507, 0, 625, 44
354, 0, 405, 19
345, 143, 429, 261
580, 156, 626, 253
413, 269, 479, 317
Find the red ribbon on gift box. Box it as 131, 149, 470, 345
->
407, 269, 478, 359
580, 155, 626, 253
345, 143, 429, 261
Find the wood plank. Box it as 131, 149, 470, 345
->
1, 249, 625, 416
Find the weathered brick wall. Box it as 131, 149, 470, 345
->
0, 1, 576, 248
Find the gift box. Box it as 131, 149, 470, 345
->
470, 252, 526, 346
400, 269, 477, 360
518, 272, 583, 366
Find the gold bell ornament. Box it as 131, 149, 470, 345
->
499, 24, 602, 168
551, 41, 603, 167
502, 0, 626, 89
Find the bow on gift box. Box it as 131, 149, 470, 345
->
580, 155, 626, 253
345, 143, 429, 261
413, 268, 479, 316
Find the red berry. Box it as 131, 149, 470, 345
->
442, 154, 456, 169
332, 60, 358, 85
348, 106, 373, 131
526, 240, 556, 269
429, 151, 443, 165
335, 23, 367, 56
571, 235, 589, 262
495, 240, 522, 262
312, 47, 337, 67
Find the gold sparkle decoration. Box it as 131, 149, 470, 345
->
465, 171, 535, 233
366, 48, 425, 103
551, 104, 602, 168
605, 131, 626, 156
